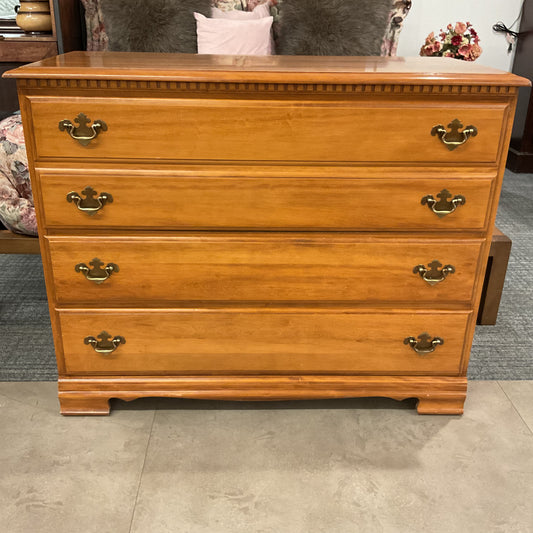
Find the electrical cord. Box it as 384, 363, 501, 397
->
492, 0, 525, 52
492, 22, 521, 52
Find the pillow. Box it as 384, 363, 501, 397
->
211, 3, 271, 19
81, 0, 109, 51
276, 0, 394, 56
247, 0, 283, 48
0, 113, 37, 236
195, 13, 273, 55
211, 0, 247, 11
101, 0, 211, 53
211, 3, 274, 53
381, 0, 412, 56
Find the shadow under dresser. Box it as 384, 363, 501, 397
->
4, 52, 529, 415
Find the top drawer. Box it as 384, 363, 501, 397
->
26, 96, 508, 164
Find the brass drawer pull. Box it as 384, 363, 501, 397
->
413, 260, 455, 286
75, 258, 119, 285
84, 331, 126, 355
421, 188, 465, 218
404, 333, 444, 355
431, 119, 477, 151
59, 113, 107, 146
66, 186, 113, 216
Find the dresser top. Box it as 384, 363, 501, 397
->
5, 51, 529, 87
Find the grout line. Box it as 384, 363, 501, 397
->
128, 409, 156, 533
497, 381, 533, 435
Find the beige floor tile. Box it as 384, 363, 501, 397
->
129, 382, 533, 533
499, 380, 533, 433
0, 382, 157, 430
0, 382, 59, 413
0, 385, 154, 533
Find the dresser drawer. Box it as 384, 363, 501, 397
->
38, 171, 494, 231
57, 308, 471, 375
28, 96, 507, 163
47, 235, 483, 305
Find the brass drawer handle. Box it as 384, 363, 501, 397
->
404, 333, 444, 355
59, 113, 107, 146
66, 186, 113, 216
431, 119, 477, 151
75, 258, 119, 285
413, 260, 455, 286
84, 331, 126, 355
421, 188, 465, 218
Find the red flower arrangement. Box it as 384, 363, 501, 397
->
420, 22, 482, 61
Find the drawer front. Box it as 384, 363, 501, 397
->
29, 96, 506, 163
57, 308, 471, 375
38, 172, 494, 231
47, 235, 483, 305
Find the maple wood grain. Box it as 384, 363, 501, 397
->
5, 52, 530, 87
57, 375, 468, 415
28, 96, 507, 164
8, 53, 526, 415
57, 307, 471, 375
37, 171, 495, 232
46, 235, 483, 305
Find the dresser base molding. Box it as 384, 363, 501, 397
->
57, 375, 467, 416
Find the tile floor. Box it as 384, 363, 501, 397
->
0, 381, 532, 533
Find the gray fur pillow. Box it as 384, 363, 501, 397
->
101, 0, 211, 53
277, 0, 393, 56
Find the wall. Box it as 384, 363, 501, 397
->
397, 0, 524, 72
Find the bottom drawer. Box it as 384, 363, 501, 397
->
57, 308, 471, 375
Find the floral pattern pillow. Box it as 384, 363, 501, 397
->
81, 0, 108, 51
0, 113, 37, 236
212, 0, 246, 11
381, 0, 412, 56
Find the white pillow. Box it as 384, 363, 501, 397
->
211, 3, 271, 20
195, 12, 274, 56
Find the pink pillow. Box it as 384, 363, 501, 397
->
211, 3, 271, 19
194, 12, 273, 56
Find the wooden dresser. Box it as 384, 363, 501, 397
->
6, 52, 528, 415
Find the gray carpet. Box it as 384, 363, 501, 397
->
0, 170, 531, 381
469, 170, 533, 379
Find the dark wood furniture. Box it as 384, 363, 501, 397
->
6, 53, 528, 416
477, 228, 512, 325
0, 0, 82, 61
507, 0, 533, 172
0, 0, 83, 115
0, 229, 39, 253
